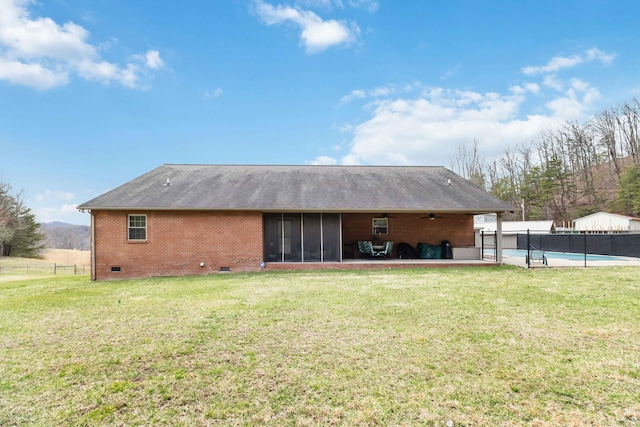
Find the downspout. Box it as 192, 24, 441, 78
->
339, 213, 343, 262
496, 212, 503, 264
90, 212, 96, 281
320, 213, 324, 262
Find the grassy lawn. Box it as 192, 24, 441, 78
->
1, 267, 639, 426
0, 252, 89, 278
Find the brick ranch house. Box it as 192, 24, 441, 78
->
78, 164, 513, 280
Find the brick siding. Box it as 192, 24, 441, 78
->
92, 210, 263, 280
91, 211, 475, 280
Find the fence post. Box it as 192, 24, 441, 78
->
481, 230, 485, 260
583, 231, 587, 268
54, 263, 57, 274
527, 229, 531, 269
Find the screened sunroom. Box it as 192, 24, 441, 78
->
263, 213, 341, 262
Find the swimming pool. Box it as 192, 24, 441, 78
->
501, 249, 624, 261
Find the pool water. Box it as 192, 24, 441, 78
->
501, 249, 623, 261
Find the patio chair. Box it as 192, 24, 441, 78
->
358, 241, 393, 258
526, 248, 548, 265
358, 240, 375, 257
374, 241, 393, 258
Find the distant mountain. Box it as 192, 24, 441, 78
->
40, 222, 90, 250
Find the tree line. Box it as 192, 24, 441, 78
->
0, 182, 45, 257
452, 97, 640, 222
41, 222, 90, 251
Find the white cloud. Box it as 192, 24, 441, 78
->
440, 65, 460, 80
297, 0, 337, 9
341, 83, 416, 103
61, 203, 79, 213
32, 189, 90, 224
76, 59, 139, 87
203, 87, 223, 100
144, 50, 164, 70
320, 50, 608, 167
545, 79, 601, 119
0, 0, 163, 89
36, 190, 75, 202
340, 89, 365, 103
293, 0, 378, 12
253, 0, 359, 53
543, 74, 564, 91
340, 90, 556, 166
521, 48, 615, 75
369, 85, 396, 97
0, 58, 68, 90
306, 155, 338, 165
36, 204, 88, 225
348, 0, 379, 13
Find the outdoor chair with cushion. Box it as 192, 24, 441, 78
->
357, 240, 368, 256
375, 241, 393, 258
358, 240, 393, 258
358, 240, 375, 257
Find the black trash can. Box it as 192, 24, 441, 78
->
441, 240, 453, 259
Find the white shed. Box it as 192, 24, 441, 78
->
573, 212, 640, 232
480, 220, 555, 235
476, 220, 555, 249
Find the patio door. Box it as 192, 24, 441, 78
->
303, 214, 322, 261
322, 214, 340, 261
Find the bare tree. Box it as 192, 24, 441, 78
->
451, 139, 486, 189
593, 106, 623, 179
462, 96, 640, 222
616, 99, 640, 165
562, 120, 601, 206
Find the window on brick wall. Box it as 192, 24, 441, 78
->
372, 217, 388, 235
128, 214, 147, 241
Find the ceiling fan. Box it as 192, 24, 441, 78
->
418, 213, 443, 220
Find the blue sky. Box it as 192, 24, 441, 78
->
1, 0, 639, 225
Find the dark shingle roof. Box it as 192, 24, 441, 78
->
78, 164, 513, 213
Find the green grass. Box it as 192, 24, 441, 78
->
0, 256, 88, 277
1, 267, 639, 426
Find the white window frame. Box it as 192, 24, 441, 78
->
372, 217, 388, 236
128, 214, 147, 241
